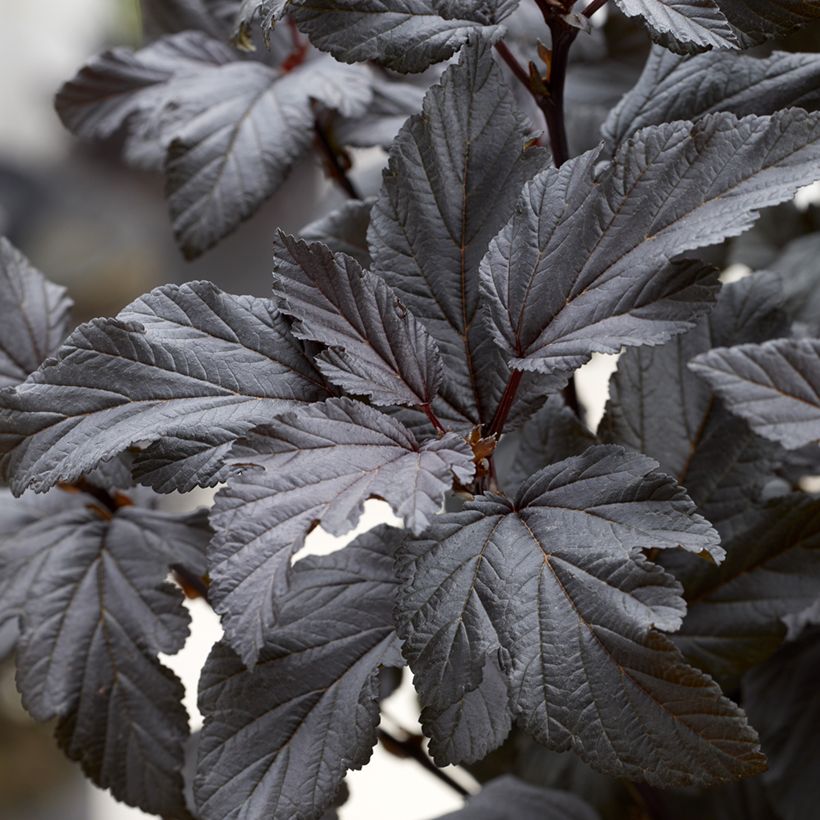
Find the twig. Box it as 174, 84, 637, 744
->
377, 727, 470, 797
421, 403, 448, 435
582, 0, 609, 18
494, 41, 531, 89
313, 116, 361, 200
488, 369, 523, 438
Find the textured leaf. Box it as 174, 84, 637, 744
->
0, 281, 326, 494
601, 273, 789, 535
744, 629, 820, 820
290, 0, 518, 73
663, 495, 820, 689
718, 0, 820, 43
370, 38, 545, 427
481, 110, 820, 380
300, 199, 374, 268
13, 496, 210, 818
494, 396, 598, 496
0, 488, 87, 660
436, 776, 599, 820
273, 234, 443, 407
210, 397, 474, 663
55, 31, 238, 170
613, 0, 738, 52
166, 56, 372, 257
196, 528, 403, 820
0, 238, 71, 388
690, 337, 820, 449
604, 47, 820, 146
395, 446, 762, 787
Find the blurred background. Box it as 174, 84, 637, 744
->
2, 2, 818, 819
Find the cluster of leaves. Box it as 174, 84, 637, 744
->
2, 0, 820, 819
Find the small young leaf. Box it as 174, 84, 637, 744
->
744, 629, 820, 820
436, 775, 599, 820
236, 0, 289, 41
613, 0, 739, 52
604, 47, 820, 146
690, 337, 820, 449
0, 238, 72, 387
482, 110, 820, 381
13, 496, 210, 818
273, 233, 444, 407
196, 527, 404, 820
166, 56, 372, 257
396, 447, 761, 787
664, 495, 820, 689
0, 282, 327, 494
370, 38, 545, 426
210, 397, 474, 663
290, 0, 518, 73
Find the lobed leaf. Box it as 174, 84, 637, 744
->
0, 239, 72, 388
481, 110, 820, 382
601, 273, 789, 536
604, 47, 820, 146
55, 31, 238, 171
196, 528, 404, 820
289, 0, 519, 73
166, 56, 372, 257
0, 281, 327, 494
613, 0, 738, 52
395, 446, 763, 787
273, 233, 443, 407
12, 494, 210, 818
690, 337, 820, 449
664, 495, 820, 689
210, 397, 474, 663
370, 38, 546, 427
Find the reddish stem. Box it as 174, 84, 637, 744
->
488, 370, 523, 438
421, 403, 448, 436
582, 0, 608, 17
